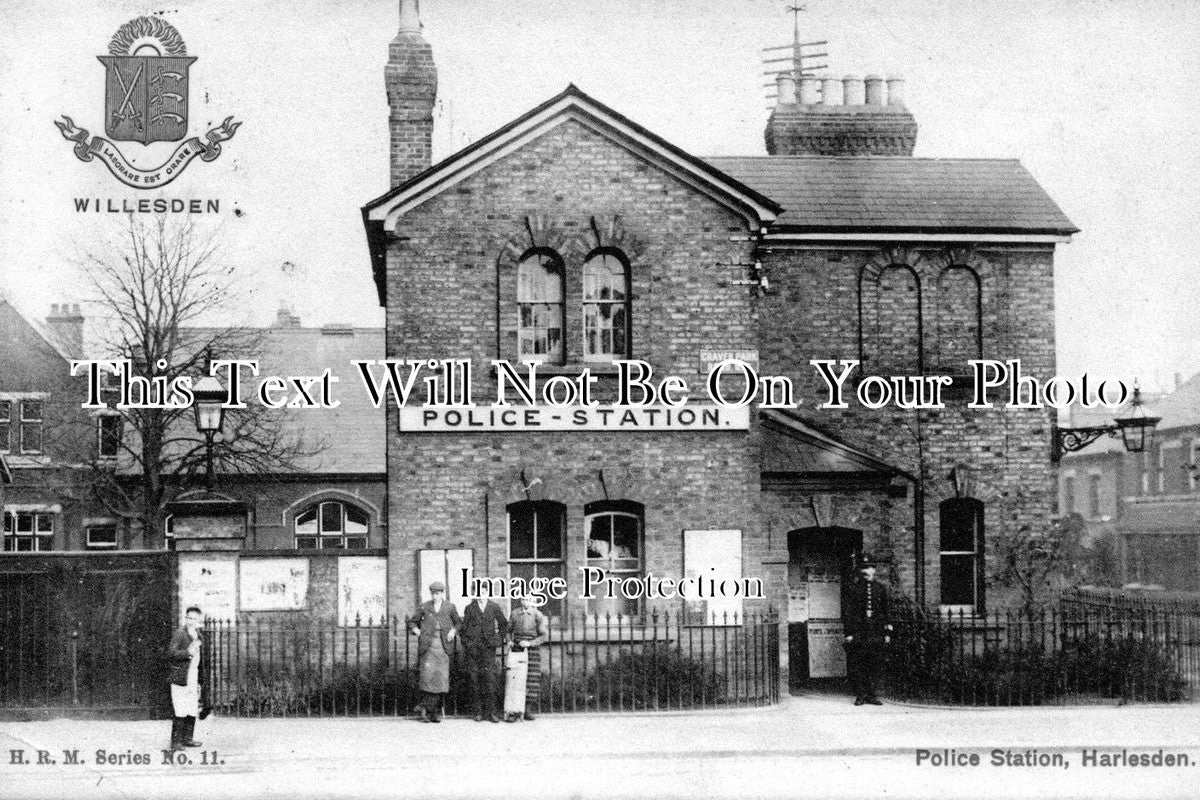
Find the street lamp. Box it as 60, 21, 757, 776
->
192, 374, 227, 489
1050, 384, 1160, 463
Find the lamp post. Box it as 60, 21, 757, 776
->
1050, 384, 1160, 463
192, 375, 227, 489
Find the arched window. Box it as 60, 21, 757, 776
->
584, 500, 644, 616
875, 265, 922, 374
517, 250, 565, 363
935, 266, 981, 372
295, 500, 369, 549
582, 251, 631, 362
939, 497, 985, 611
507, 500, 566, 617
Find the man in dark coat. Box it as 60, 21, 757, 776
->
166, 605, 210, 751
843, 555, 892, 706
460, 594, 508, 722
407, 582, 461, 722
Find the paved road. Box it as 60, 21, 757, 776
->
1, 697, 1196, 799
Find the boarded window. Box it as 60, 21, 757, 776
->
875, 266, 921, 374
682, 529, 744, 624
935, 267, 981, 372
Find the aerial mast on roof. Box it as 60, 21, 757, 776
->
761, 4, 828, 103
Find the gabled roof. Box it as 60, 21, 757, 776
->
707, 156, 1078, 237
362, 84, 782, 306
117, 325, 385, 476
0, 292, 74, 362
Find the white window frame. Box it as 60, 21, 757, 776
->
86, 524, 119, 550
293, 500, 369, 550
3, 509, 55, 552
584, 503, 644, 616
18, 399, 44, 455
506, 500, 566, 618
96, 412, 123, 460
581, 251, 631, 363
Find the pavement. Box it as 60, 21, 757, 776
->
0, 695, 1197, 799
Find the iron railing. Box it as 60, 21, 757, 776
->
885, 605, 1198, 705
1062, 586, 1200, 615
204, 608, 780, 717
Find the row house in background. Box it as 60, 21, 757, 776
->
1059, 374, 1200, 590
364, 2, 1076, 692
0, 294, 110, 551
0, 294, 391, 621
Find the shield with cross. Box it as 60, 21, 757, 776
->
97, 54, 197, 144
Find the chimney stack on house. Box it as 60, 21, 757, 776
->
385, 0, 438, 187
765, 67, 918, 156
46, 302, 84, 359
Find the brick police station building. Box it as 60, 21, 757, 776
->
361, 2, 1076, 690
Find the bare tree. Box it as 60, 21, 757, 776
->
76, 214, 322, 548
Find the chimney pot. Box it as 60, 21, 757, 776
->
799, 76, 821, 105
886, 74, 906, 107
864, 74, 884, 105
842, 75, 865, 106
398, 0, 422, 33
775, 72, 796, 105
50, 303, 59, 316
820, 77, 840, 105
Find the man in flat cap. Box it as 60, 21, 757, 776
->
407, 581, 461, 722
843, 554, 892, 706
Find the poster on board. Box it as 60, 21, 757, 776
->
338, 556, 387, 625
239, 558, 309, 611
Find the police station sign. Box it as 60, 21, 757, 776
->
399, 404, 750, 432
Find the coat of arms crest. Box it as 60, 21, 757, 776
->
55, 16, 240, 189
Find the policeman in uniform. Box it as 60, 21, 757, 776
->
843, 554, 891, 706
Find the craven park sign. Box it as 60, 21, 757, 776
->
54, 16, 240, 189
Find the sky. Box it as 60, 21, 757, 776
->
2, 0, 1198, 391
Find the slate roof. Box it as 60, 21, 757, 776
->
252, 326, 385, 474
116, 325, 386, 476
705, 156, 1078, 235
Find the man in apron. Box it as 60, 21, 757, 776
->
407, 582, 461, 722
166, 605, 206, 751
505, 594, 548, 721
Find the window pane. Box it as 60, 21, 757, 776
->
36, 514, 53, 534
87, 526, 117, 547
320, 502, 343, 533
612, 514, 639, 558
21, 423, 42, 453
586, 515, 612, 558
3, 513, 11, 533
296, 536, 317, 549
940, 500, 977, 553
16, 513, 32, 534
99, 415, 122, 457
0, 422, 8, 452
21, 401, 42, 421
345, 537, 367, 550
509, 507, 535, 559
518, 254, 563, 302
535, 506, 563, 559
345, 505, 368, 534
0, 400, 9, 421
320, 537, 345, 550
295, 508, 318, 535
940, 554, 976, 606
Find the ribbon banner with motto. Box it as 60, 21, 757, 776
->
54, 115, 241, 190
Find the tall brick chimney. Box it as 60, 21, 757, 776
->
765, 69, 917, 156
45, 302, 84, 359
385, 0, 437, 186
